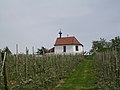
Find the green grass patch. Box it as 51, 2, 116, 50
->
54, 59, 98, 90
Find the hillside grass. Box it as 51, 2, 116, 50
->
54, 58, 98, 90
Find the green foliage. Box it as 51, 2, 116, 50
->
111, 36, 120, 51
91, 38, 110, 53
94, 51, 120, 89
90, 36, 120, 89
90, 36, 120, 54
36, 47, 48, 55
1, 47, 12, 55
0, 54, 83, 90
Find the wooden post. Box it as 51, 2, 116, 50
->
1, 52, 8, 90
32, 46, 34, 56
25, 47, 28, 81
32, 46, 36, 77
16, 44, 18, 76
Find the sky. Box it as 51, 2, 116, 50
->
0, 0, 120, 53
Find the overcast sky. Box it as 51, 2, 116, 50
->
0, 0, 120, 53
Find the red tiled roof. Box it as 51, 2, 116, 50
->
54, 36, 83, 46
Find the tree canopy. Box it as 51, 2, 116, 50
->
36, 47, 48, 55
1, 47, 12, 54
90, 36, 120, 54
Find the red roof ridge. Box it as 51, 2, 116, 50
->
54, 36, 83, 46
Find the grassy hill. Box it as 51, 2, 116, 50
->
54, 58, 98, 90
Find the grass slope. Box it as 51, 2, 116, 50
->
54, 59, 98, 90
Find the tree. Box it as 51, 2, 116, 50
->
90, 36, 120, 54
111, 36, 120, 51
90, 38, 112, 55
91, 38, 110, 53
2, 47, 12, 54
36, 47, 48, 55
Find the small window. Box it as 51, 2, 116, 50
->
63, 46, 66, 52
76, 46, 79, 51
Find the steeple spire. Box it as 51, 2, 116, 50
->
59, 28, 62, 38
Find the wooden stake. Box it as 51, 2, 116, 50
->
32, 46, 34, 56
16, 44, 18, 76
1, 52, 7, 76
1, 52, 8, 90
25, 47, 28, 81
